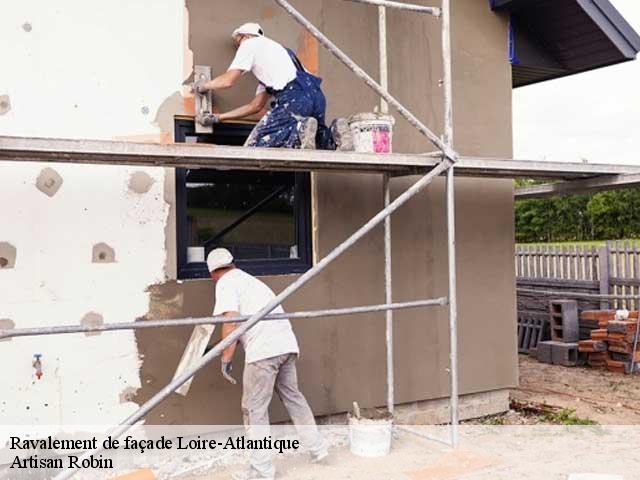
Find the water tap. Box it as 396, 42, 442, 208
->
33, 354, 43, 380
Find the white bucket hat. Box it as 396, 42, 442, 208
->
207, 248, 234, 272
232, 22, 264, 39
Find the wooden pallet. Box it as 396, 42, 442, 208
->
518, 313, 547, 354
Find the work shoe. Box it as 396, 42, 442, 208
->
330, 118, 354, 151
297, 117, 318, 149
231, 466, 275, 480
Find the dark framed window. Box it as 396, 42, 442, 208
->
175, 119, 312, 279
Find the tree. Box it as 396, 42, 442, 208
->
515, 182, 640, 242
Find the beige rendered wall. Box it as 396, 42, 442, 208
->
135, 0, 517, 424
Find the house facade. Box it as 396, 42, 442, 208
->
1, 0, 637, 426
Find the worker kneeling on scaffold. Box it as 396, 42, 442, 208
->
207, 248, 328, 480
192, 22, 353, 151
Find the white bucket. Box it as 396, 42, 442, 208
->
349, 113, 395, 154
348, 416, 393, 458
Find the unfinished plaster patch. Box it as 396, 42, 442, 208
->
0, 319, 15, 342
128, 171, 155, 194
36, 167, 63, 197
119, 386, 138, 403
22, 22, 32, 32
0, 95, 11, 115
80, 312, 104, 336
0, 242, 17, 269
92, 243, 116, 263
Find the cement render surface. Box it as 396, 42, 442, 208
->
135, 0, 518, 424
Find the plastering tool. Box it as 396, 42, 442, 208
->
171, 324, 216, 396
194, 65, 214, 134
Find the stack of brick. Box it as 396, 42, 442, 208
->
578, 309, 610, 338
606, 318, 639, 373
537, 300, 585, 367
578, 310, 615, 368
578, 310, 640, 373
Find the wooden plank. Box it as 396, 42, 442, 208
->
517, 278, 599, 289
634, 243, 639, 310
609, 277, 640, 288
8, 135, 640, 178
625, 241, 632, 309
599, 244, 610, 310
194, 65, 214, 134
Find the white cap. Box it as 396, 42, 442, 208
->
232, 22, 264, 39
207, 248, 234, 272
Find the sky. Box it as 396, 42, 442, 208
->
513, 0, 640, 165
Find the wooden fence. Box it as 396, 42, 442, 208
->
515, 241, 640, 353
516, 241, 640, 311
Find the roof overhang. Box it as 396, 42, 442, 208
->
490, 0, 640, 87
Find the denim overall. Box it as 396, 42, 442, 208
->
244, 49, 335, 150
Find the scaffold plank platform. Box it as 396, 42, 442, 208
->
2, 135, 640, 181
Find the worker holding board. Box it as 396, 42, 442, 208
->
193, 22, 352, 151
207, 248, 328, 480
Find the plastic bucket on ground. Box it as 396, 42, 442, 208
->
348, 415, 393, 458
349, 113, 395, 154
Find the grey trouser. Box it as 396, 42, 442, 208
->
242, 353, 326, 477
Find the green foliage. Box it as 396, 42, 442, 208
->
541, 408, 597, 426
515, 185, 640, 243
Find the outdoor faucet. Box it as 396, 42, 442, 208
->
33, 354, 43, 380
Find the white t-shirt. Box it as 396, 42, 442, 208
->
213, 268, 299, 364
228, 36, 297, 93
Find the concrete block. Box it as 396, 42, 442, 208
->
551, 342, 581, 367
549, 300, 579, 342
536, 340, 558, 364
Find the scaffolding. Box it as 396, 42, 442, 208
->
2, 1, 640, 479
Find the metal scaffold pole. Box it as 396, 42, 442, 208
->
442, 0, 459, 447
384, 171, 394, 415
1, 299, 447, 340
345, 0, 441, 16
378, 3, 394, 415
